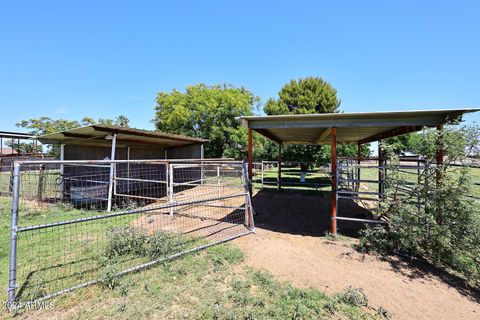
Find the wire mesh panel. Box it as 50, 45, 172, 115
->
7, 159, 254, 306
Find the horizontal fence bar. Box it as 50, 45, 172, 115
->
112, 192, 168, 201
115, 177, 167, 184
335, 216, 388, 224
63, 177, 110, 184
338, 178, 378, 184
338, 196, 380, 201
18, 159, 242, 165
337, 190, 381, 195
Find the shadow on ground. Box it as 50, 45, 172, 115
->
251, 188, 373, 238
250, 188, 480, 303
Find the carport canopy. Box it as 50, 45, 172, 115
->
240, 108, 479, 145
240, 108, 479, 237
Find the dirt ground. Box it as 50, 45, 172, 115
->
234, 189, 480, 320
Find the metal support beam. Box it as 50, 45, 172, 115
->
277, 143, 282, 191
107, 134, 117, 212
313, 128, 331, 144
330, 127, 337, 236
358, 126, 423, 145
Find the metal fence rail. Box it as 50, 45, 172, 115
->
6, 159, 254, 306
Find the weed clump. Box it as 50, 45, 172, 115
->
337, 286, 368, 307
104, 226, 192, 260
105, 227, 147, 258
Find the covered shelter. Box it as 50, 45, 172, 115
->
38, 124, 207, 161
38, 124, 207, 211
241, 108, 479, 236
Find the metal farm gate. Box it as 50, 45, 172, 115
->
6, 159, 254, 306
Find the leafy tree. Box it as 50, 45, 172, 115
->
16, 115, 130, 156
383, 133, 421, 155
154, 83, 259, 158
16, 115, 130, 136
263, 77, 368, 166
264, 77, 340, 115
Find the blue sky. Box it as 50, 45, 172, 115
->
0, 0, 479, 133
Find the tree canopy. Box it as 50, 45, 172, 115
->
262, 76, 368, 164
154, 83, 259, 158
15, 115, 130, 156
16, 115, 130, 136
264, 76, 340, 115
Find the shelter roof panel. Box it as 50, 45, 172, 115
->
241, 108, 479, 144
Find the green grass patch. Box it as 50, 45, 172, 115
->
3, 243, 380, 319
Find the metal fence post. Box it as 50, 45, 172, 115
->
168, 163, 174, 217
8, 162, 21, 306
242, 161, 254, 229
261, 161, 264, 189
217, 166, 221, 198
107, 134, 117, 212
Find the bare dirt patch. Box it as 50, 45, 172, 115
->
234, 189, 480, 320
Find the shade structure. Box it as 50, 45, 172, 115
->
241, 108, 479, 145
241, 108, 480, 237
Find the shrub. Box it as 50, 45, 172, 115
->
337, 286, 368, 307
358, 124, 480, 286
98, 265, 121, 290
105, 227, 147, 258
145, 231, 188, 259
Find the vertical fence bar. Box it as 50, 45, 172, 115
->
168, 163, 174, 216
242, 161, 253, 229
261, 161, 264, 189
424, 159, 430, 239
8, 162, 21, 306
378, 141, 384, 197
107, 134, 117, 212
37, 164, 45, 203
330, 127, 337, 236
277, 143, 282, 191
247, 128, 253, 196
217, 166, 221, 197
126, 146, 131, 193
356, 143, 361, 191
60, 143, 65, 199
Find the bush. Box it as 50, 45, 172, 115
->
105, 227, 147, 258
358, 125, 480, 285
336, 286, 368, 307
145, 231, 188, 259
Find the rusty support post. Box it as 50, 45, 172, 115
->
277, 143, 282, 191
330, 127, 337, 236
247, 128, 253, 196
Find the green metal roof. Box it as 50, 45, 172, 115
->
241, 108, 479, 144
